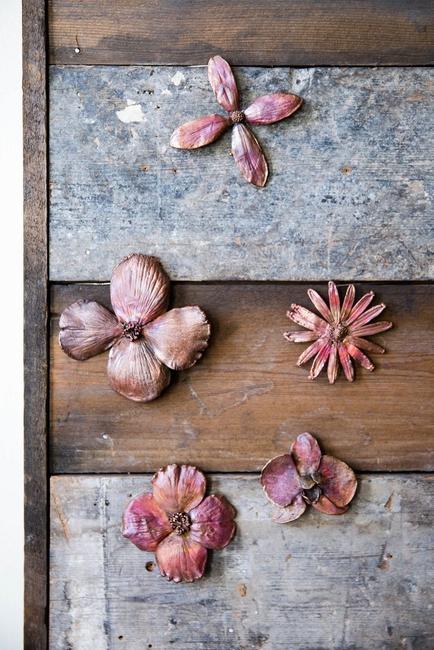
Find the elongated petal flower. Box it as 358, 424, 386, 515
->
59, 299, 122, 360
170, 114, 230, 149
345, 342, 374, 371
156, 533, 207, 583
190, 495, 236, 549
308, 341, 332, 379
231, 123, 268, 187
244, 93, 302, 125
122, 493, 171, 551
152, 465, 206, 514
261, 454, 302, 507
208, 55, 239, 112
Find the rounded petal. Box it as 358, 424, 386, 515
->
312, 495, 349, 515
110, 254, 170, 325
272, 495, 306, 523
156, 532, 207, 583
290, 432, 322, 477
152, 464, 206, 514
122, 493, 171, 551
244, 93, 302, 125
190, 495, 236, 549
317, 455, 357, 508
231, 124, 268, 187
143, 306, 210, 371
260, 454, 302, 508
170, 114, 229, 149
59, 300, 122, 360
107, 338, 170, 402
208, 55, 239, 112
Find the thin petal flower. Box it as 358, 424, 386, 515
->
122, 493, 171, 551
272, 496, 306, 523
231, 123, 268, 187
244, 93, 302, 125
296, 338, 326, 366
345, 291, 374, 325
143, 306, 210, 370
308, 342, 331, 380
346, 336, 385, 355
170, 114, 230, 149
287, 304, 329, 333
350, 321, 393, 337
340, 284, 356, 322
261, 454, 302, 507
328, 281, 340, 323
307, 288, 332, 323
59, 299, 122, 360
156, 533, 207, 583
190, 495, 236, 549
152, 465, 206, 514
317, 455, 357, 508
327, 343, 339, 384
284, 330, 320, 343
338, 343, 354, 382
290, 432, 321, 477
208, 55, 239, 112
345, 342, 374, 371
349, 303, 386, 330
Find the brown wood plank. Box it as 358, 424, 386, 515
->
50, 282, 434, 474
48, 0, 434, 66
23, 0, 48, 647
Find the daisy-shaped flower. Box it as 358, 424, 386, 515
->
59, 254, 210, 402
123, 464, 236, 583
284, 282, 393, 383
261, 432, 357, 523
170, 55, 303, 187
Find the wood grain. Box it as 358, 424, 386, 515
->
23, 0, 48, 647
49, 65, 434, 282
50, 473, 434, 649
48, 0, 434, 66
50, 282, 434, 474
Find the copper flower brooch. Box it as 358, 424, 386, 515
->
261, 433, 357, 523
123, 464, 236, 583
59, 254, 211, 402
170, 55, 303, 187
285, 281, 393, 383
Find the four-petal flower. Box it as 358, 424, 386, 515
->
170, 55, 303, 187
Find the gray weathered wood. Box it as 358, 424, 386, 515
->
49, 66, 434, 282
50, 474, 434, 650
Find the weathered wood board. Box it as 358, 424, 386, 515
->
50, 473, 434, 650
49, 66, 434, 282
48, 0, 434, 66
50, 282, 434, 474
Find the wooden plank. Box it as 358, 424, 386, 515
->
48, 0, 434, 66
50, 473, 434, 649
48, 65, 434, 282
50, 282, 434, 474
23, 0, 48, 647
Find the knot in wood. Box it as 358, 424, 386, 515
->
168, 512, 191, 535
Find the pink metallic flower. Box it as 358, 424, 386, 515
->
123, 464, 236, 583
284, 282, 393, 383
261, 433, 357, 523
170, 55, 303, 187
59, 254, 210, 402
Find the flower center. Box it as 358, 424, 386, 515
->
302, 484, 322, 505
230, 110, 245, 124
168, 512, 191, 535
327, 323, 347, 342
122, 321, 142, 341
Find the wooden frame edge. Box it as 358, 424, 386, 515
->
23, 0, 48, 647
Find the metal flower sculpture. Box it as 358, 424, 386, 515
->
59, 254, 210, 402
261, 433, 357, 523
123, 464, 236, 583
170, 55, 303, 187
284, 282, 393, 383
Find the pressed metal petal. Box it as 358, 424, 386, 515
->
231, 124, 268, 187
340, 284, 356, 322
152, 464, 206, 514
170, 114, 230, 149
287, 304, 329, 333
110, 254, 170, 325
208, 55, 239, 112
345, 291, 374, 325
272, 496, 306, 523
143, 306, 210, 371
307, 288, 332, 323
318, 455, 357, 508
349, 303, 386, 330
59, 299, 122, 360
338, 343, 354, 382
261, 454, 302, 507
346, 336, 385, 355
290, 432, 321, 477
284, 330, 320, 343
107, 338, 170, 402
308, 341, 331, 380
312, 495, 349, 515
327, 343, 339, 384
190, 495, 236, 549
328, 282, 340, 323
345, 342, 374, 371
122, 493, 171, 551
156, 532, 207, 583
244, 93, 302, 125
350, 321, 393, 337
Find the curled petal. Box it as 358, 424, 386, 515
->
190, 495, 236, 549
107, 338, 170, 402
345, 336, 385, 355
327, 343, 339, 384
110, 254, 170, 325
244, 93, 302, 125
143, 306, 210, 371
350, 321, 393, 337
312, 495, 349, 515
296, 338, 326, 366
307, 288, 332, 323
345, 342, 374, 371
287, 304, 328, 333
328, 282, 340, 323
170, 114, 230, 149
59, 300, 122, 360
308, 342, 331, 380
156, 533, 207, 583
317, 455, 357, 508
340, 284, 355, 322
272, 496, 306, 523
338, 343, 354, 382
152, 464, 206, 514
290, 432, 321, 477
122, 493, 171, 551
284, 330, 320, 343
208, 55, 239, 112
231, 124, 268, 187
261, 454, 302, 508
349, 303, 386, 330
345, 291, 374, 325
